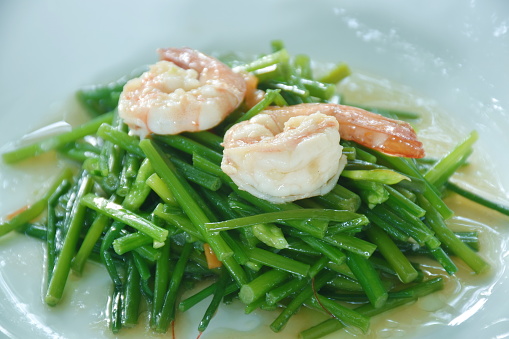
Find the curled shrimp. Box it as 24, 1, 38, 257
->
118, 47, 246, 137
222, 112, 347, 203
221, 103, 424, 203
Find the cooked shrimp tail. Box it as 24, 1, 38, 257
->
265, 103, 425, 158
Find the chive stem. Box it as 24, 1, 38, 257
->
45, 173, 94, 306
205, 209, 366, 232
3, 112, 113, 163
81, 194, 168, 243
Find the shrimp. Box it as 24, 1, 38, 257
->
222, 112, 347, 203
221, 103, 424, 203
118, 48, 246, 137
262, 104, 425, 158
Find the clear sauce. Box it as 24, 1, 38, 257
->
200, 73, 509, 339
0, 72, 508, 339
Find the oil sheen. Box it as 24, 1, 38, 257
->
0, 72, 508, 339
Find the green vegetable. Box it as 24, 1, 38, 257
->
239, 269, 290, 304
154, 242, 192, 332
308, 294, 370, 333
0, 42, 501, 339
198, 268, 230, 332
81, 194, 169, 243
122, 255, 142, 327
45, 173, 94, 306
418, 194, 489, 274
318, 62, 351, 84
247, 247, 310, 277
2, 112, 113, 164
346, 252, 388, 308
365, 225, 418, 283
234, 89, 281, 124
446, 182, 509, 216
424, 131, 478, 188
300, 277, 444, 339
205, 209, 367, 232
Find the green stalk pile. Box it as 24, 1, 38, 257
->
1, 41, 506, 338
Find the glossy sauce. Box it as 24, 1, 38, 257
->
0, 72, 508, 339
201, 72, 509, 338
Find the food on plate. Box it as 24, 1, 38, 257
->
222, 111, 346, 204
222, 103, 424, 203
119, 47, 247, 137
1, 41, 507, 338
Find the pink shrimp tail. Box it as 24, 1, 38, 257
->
265, 103, 425, 158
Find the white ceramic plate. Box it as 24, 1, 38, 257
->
1, 1, 509, 338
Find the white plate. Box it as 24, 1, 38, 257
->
1, 1, 509, 338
